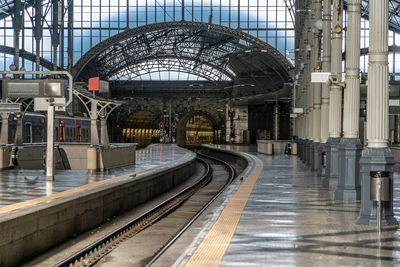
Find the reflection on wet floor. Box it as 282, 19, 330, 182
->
216, 150, 400, 266
0, 144, 186, 207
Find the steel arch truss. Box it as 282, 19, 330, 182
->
73, 21, 293, 84
0, 45, 61, 71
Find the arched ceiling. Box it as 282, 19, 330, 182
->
73, 21, 294, 100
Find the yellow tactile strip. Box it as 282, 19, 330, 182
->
0, 150, 192, 215
185, 154, 263, 267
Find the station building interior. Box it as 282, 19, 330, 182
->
1, 0, 400, 266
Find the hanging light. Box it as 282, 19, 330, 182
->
314, 19, 323, 30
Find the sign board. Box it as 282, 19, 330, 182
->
88, 77, 100, 91
389, 99, 400, 106
99, 80, 109, 94
290, 113, 298, 118
4, 80, 65, 98
311, 72, 331, 83
34, 97, 66, 112
0, 103, 21, 112
293, 107, 303, 114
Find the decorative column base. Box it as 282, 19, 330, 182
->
324, 137, 341, 188
305, 140, 312, 166
356, 147, 398, 226
303, 139, 309, 164
312, 142, 320, 171
317, 143, 325, 177
309, 141, 315, 168
298, 139, 303, 160
334, 138, 362, 200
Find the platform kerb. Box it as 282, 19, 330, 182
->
312, 141, 320, 171
334, 138, 362, 200
356, 147, 398, 226
324, 137, 340, 189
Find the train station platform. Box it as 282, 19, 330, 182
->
0, 144, 197, 266
155, 145, 400, 266
0, 144, 189, 208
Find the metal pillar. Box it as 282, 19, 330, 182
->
312, 0, 322, 171
274, 101, 279, 140
320, 0, 332, 179
14, 116, 23, 145
305, 2, 313, 166
0, 113, 9, 145
46, 105, 55, 180
52, 0, 59, 70
90, 100, 100, 146
325, 0, 343, 188
334, 0, 362, 200
67, 0, 74, 73
34, 0, 43, 78
357, 0, 397, 226
13, 0, 22, 79
100, 117, 109, 147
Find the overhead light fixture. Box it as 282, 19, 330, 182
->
9, 64, 16, 71
314, 19, 323, 30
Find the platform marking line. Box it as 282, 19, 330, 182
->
185, 154, 263, 267
0, 150, 192, 215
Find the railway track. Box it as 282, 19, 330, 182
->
54, 152, 238, 267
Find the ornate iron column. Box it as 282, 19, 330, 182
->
67, 0, 74, 73
357, 0, 397, 225
52, 0, 59, 70
34, 0, 43, 78
312, 0, 322, 171
305, 0, 313, 166
325, 0, 343, 188
320, 0, 332, 180
334, 0, 362, 200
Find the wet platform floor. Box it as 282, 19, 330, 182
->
162, 146, 400, 266
0, 144, 189, 208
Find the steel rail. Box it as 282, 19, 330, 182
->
54, 158, 211, 267
145, 151, 236, 266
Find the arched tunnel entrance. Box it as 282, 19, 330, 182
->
122, 110, 160, 146
176, 111, 221, 147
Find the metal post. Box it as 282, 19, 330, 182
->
334, 0, 362, 200
311, 0, 322, 171
34, 0, 43, 78
90, 100, 100, 146
325, 0, 343, 188
52, 0, 59, 70
0, 113, 9, 145
14, 115, 23, 145
13, 0, 22, 78
46, 105, 55, 180
100, 117, 109, 147
67, 0, 74, 73
169, 102, 172, 143
182, 0, 185, 21
320, 0, 332, 181
274, 101, 279, 140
